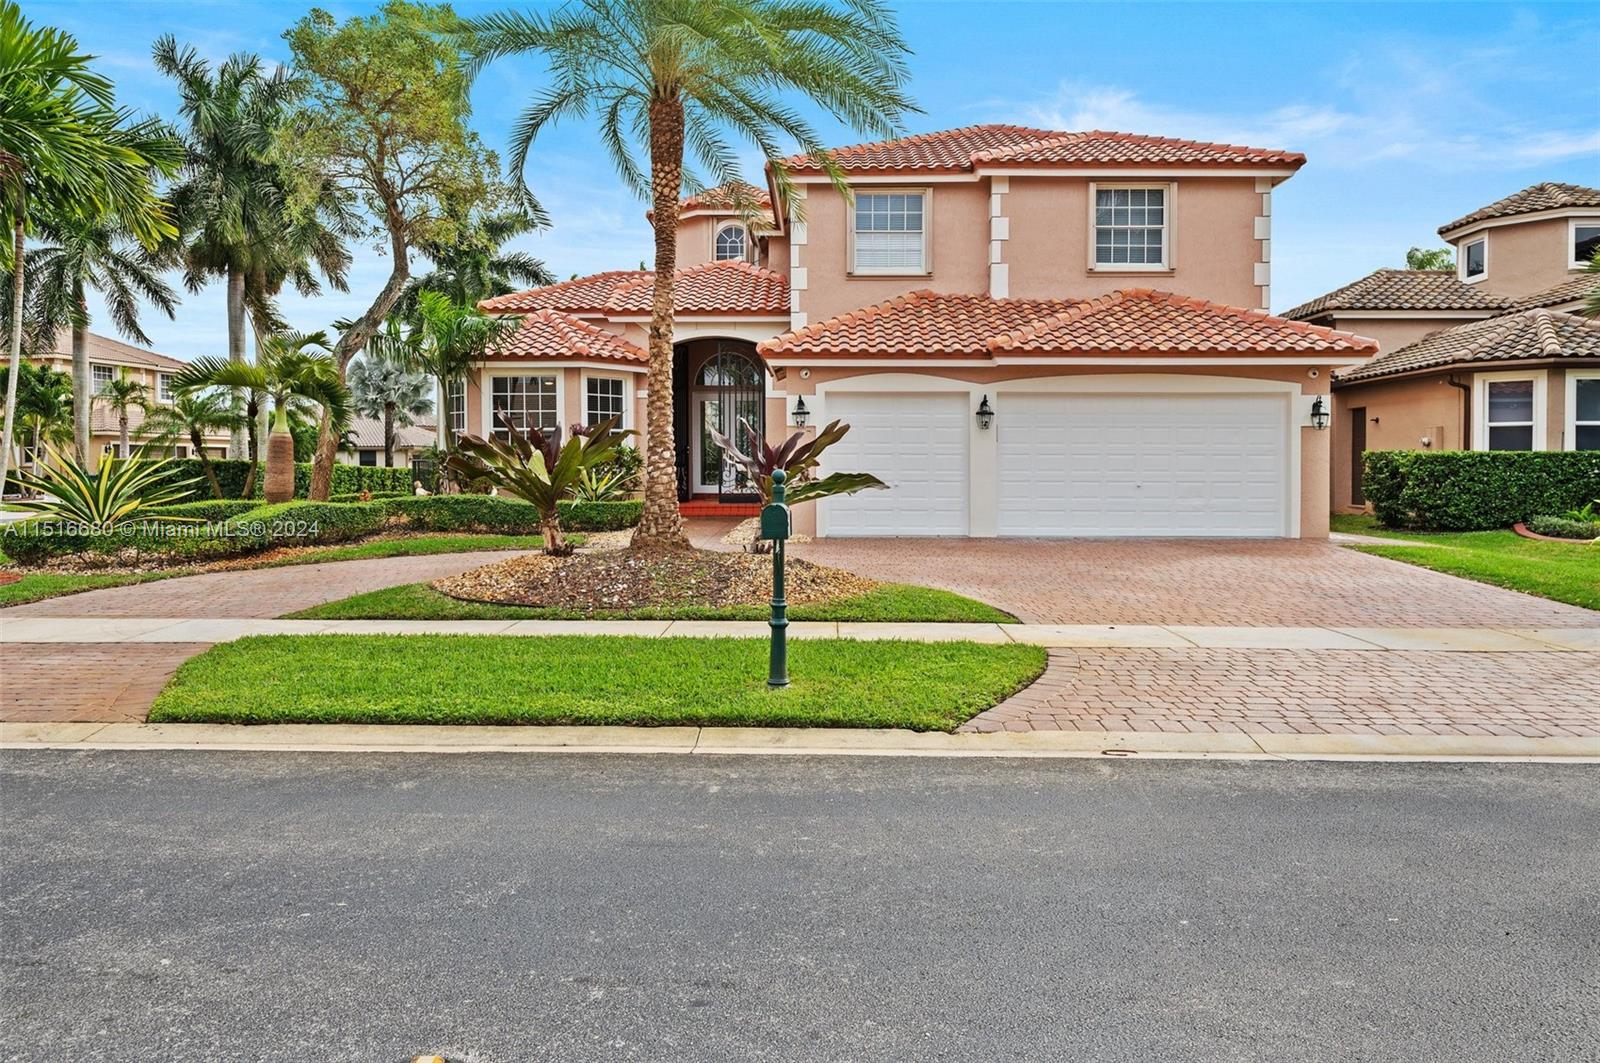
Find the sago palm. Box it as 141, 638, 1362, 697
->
98, 376, 149, 460
139, 391, 242, 498
463, 0, 916, 550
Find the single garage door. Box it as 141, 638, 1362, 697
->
820, 392, 968, 536
997, 392, 1289, 537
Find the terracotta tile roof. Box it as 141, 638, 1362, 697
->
1509, 275, 1600, 311
989, 290, 1376, 356
1335, 308, 1600, 383
49, 328, 190, 371
970, 131, 1305, 169
1283, 269, 1513, 320
680, 181, 771, 212
603, 261, 790, 316
484, 309, 647, 365
776, 123, 1302, 175
478, 271, 650, 314
1438, 182, 1600, 236
759, 291, 1082, 358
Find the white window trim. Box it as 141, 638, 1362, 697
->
847, 186, 932, 277
713, 221, 749, 263
1088, 181, 1175, 273
444, 376, 467, 440
1460, 235, 1489, 284
1473, 369, 1546, 452
580, 371, 632, 430
481, 370, 563, 441
91, 363, 115, 389
157, 372, 175, 403
1567, 218, 1600, 270
1566, 368, 1600, 451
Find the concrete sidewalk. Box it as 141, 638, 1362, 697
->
4, 615, 1597, 651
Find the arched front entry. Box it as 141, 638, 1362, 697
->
672, 339, 765, 501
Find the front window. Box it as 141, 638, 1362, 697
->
1094, 186, 1168, 268
92, 364, 115, 391
852, 191, 926, 274
714, 223, 747, 262
445, 377, 466, 438
1462, 237, 1487, 281
1571, 374, 1600, 451
1485, 378, 1536, 451
158, 373, 175, 402
358, 449, 377, 467
489, 375, 557, 441
1570, 221, 1600, 269
585, 377, 625, 427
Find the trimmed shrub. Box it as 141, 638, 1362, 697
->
1364, 450, 1600, 530
558, 499, 643, 531
330, 490, 408, 504
1526, 514, 1600, 540
157, 459, 415, 502
390, 494, 543, 533
232, 499, 393, 546
145, 499, 264, 522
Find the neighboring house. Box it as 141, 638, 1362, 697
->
30, 330, 230, 464
1287, 182, 1600, 511
462, 124, 1379, 539
338, 416, 438, 468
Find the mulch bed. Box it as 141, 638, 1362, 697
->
434, 547, 879, 612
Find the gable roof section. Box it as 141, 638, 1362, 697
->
1438, 182, 1600, 236
483, 309, 647, 366
345, 416, 438, 450
759, 291, 1081, 358
50, 328, 189, 371
776, 124, 1303, 176
603, 261, 789, 316
1283, 269, 1514, 320
1336, 308, 1600, 384
679, 181, 772, 213
478, 271, 650, 315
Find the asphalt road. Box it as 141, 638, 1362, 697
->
1, 751, 1595, 1063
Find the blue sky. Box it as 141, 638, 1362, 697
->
32, 0, 1600, 360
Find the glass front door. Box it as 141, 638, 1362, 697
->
693, 391, 763, 494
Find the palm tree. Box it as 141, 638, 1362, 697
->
153, 35, 348, 459
1582, 249, 1599, 320
464, 0, 915, 549
349, 344, 435, 468
97, 376, 149, 459
0, 359, 71, 480
139, 390, 241, 498
0, 0, 180, 492
410, 290, 518, 480
26, 215, 179, 460
399, 204, 553, 317
174, 331, 349, 501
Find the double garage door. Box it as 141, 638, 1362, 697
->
821, 390, 1291, 538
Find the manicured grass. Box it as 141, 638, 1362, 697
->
147, 634, 1047, 731
285, 579, 1015, 623
0, 570, 152, 607
1331, 514, 1599, 611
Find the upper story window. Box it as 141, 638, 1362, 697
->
158, 373, 175, 403
714, 223, 748, 262
585, 376, 625, 427
852, 190, 927, 274
490, 374, 557, 441
1569, 220, 1600, 269
1093, 185, 1169, 270
1461, 236, 1487, 282
92, 363, 115, 391
445, 377, 466, 438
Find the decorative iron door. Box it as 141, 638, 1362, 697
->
692, 344, 765, 500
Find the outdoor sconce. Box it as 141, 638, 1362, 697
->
976, 395, 995, 430
791, 397, 810, 427
1310, 395, 1329, 431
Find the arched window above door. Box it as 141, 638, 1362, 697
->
698, 348, 763, 388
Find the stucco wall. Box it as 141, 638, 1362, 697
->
1330, 374, 1465, 511
1456, 216, 1592, 300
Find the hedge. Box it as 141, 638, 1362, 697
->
330, 491, 409, 504
145, 499, 264, 522
390, 494, 642, 533
558, 499, 644, 531
1364, 450, 1600, 530
154, 459, 415, 502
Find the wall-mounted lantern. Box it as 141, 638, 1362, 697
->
791, 397, 810, 427
976, 395, 995, 430
1310, 395, 1329, 431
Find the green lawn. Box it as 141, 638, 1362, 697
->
147, 634, 1047, 731
285, 579, 1015, 623
0, 534, 548, 608
1331, 514, 1599, 611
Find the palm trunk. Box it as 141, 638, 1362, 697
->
225, 266, 247, 459
383, 400, 395, 466
71, 283, 91, 463
0, 212, 25, 496
264, 405, 296, 503
118, 410, 129, 459
191, 427, 222, 498
540, 509, 569, 557
630, 94, 690, 551
240, 397, 261, 499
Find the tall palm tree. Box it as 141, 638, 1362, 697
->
97, 376, 148, 459
174, 330, 349, 502
464, 0, 915, 549
0, 0, 180, 492
399, 204, 553, 317
26, 215, 179, 460
349, 339, 435, 468
410, 290, 518, 479
139, 390, 241, 498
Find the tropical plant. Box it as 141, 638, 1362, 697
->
0, 0, 181, 492
1563, 498, 1599, 523
398, 201, 553, 317
0, 359, 71, 481
410, 289, 519, 477
97, 376, 149, 460
1582, 249, 1599, 319
572, 465, 631, 502
349, 345, 435, 467
463, 0, 915, 550
1405, 246, 1454, 271
445, 413, 631, 555
138, 390, 242, 498
279, 0, 502, 500
8, 444, 198, 525
710, 417, 885, 548
173, 331, 350, 501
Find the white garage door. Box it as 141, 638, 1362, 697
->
997, 392, 1289, 537
820, 392, 968, 536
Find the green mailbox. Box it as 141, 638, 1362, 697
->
759, 499, 792, 541
763, 470, 791, 688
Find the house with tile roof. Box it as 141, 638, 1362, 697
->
1286, 182, 1600, 511
458, 124, 1378, 539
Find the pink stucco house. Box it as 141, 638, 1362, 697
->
452, 124, 1379, 539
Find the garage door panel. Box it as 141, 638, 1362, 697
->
821, 392, 968, 537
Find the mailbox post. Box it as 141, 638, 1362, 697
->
760, 469, 793, 688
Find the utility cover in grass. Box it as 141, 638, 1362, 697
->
147, 635, 1048, 732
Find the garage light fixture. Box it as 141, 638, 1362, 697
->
791, 397, 810, 427
976, 395, 994, 430
1310, 396, 1329, 431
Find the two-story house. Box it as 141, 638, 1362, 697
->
460, 124, 1379, 539
1286, 182, 1600, 512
